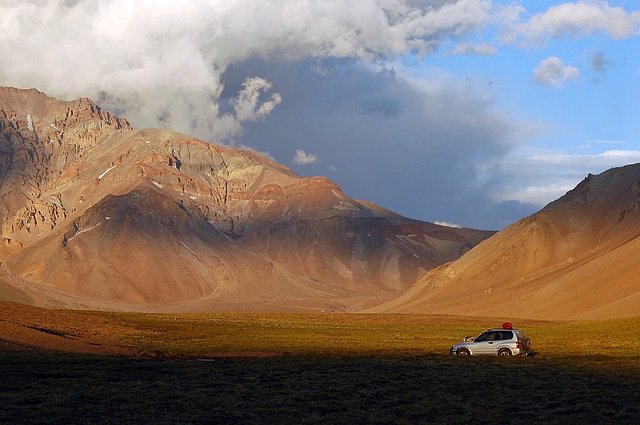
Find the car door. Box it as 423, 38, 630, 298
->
472, 331, 496, 355
495, 331, 513, 353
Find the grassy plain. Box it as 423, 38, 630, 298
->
1, 303, 639, 423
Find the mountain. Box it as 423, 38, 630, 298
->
0, 87, 493, 312
372, 164, 640, 319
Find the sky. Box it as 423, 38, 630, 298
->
0, 0, 638, 230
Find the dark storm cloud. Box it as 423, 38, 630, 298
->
227, 58, 524, 229
360, 97, 403, 118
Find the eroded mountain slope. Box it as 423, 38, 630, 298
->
0, 87, 493, 311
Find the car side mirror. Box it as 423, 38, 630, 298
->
464, 336, 474, 342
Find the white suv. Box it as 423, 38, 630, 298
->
450, 323, 531, 356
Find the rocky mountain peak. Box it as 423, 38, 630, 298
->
0, 87, 131, 137
0, 87, 493, 312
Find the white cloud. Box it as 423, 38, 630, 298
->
231, 77, 282, 123
505, 1, 640, 45
9, 1, 636, 231
434, 221, 461, 228
490, 148, 640, 206
533, 56, 580, 87
495, 183, 576, 206
0, 0, 495, 142
580, 139, 624, 149
522, 149, 640, 167
451, 42, 496, 55
293, 149, 319, 165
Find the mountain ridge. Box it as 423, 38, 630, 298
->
371, 164, 640, 319
0, 86, 493, 312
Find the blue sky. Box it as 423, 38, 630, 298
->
404, 1, 640, 210
1, 0, 638, 229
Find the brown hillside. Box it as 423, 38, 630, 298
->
0, 87, 493, 312
371, 165, 640, 319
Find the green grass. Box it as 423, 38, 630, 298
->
2, 312, 640, 424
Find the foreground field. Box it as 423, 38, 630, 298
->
2, 351, 640, 424
1, 302, 640, 423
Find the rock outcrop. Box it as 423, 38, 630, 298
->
0, 87, 493, 312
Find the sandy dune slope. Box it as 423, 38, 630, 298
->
372, 165, 640, 319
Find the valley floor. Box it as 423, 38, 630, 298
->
1, 302, 640, 423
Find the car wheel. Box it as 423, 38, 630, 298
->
456, 348, 470, 356
498, 348, 512, 356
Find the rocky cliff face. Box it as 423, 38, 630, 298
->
0, 88, 132, 251
0, 87, 493, 312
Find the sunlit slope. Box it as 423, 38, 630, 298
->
0, 87, 493, 311
373, 164, 640, 319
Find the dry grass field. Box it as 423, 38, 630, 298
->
1, 302, 640, 424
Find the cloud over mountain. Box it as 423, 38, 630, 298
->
1, 0, 637, 230
0, 0, 493, 141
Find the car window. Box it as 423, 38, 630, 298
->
474, 332, 492, 342
501, 331, 513, 340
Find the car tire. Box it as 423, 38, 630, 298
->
456, 348, 470, 356
498, 348, 512, 356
